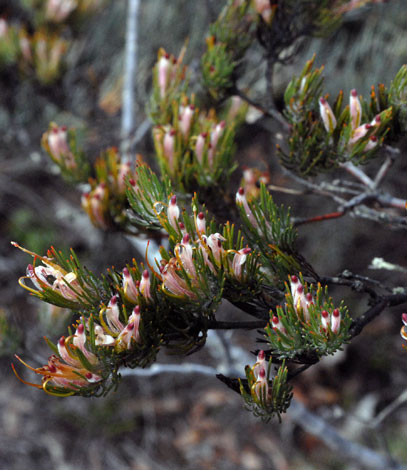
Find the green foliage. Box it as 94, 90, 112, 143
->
237, 184, 299, 279
389, 64, 407, 132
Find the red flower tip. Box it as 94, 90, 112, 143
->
123, 267, 130, 276
179, 222, 185, 229
48, 364, 57, 373
164, 53, 170, 59
190, 104, 195, 110
201, 132, 208, 138
58, 337, 65, 346
272, 316, 279, 324
370, 135, 378, 142
198, 212, 205, 220
170, 195, 177, 205
85, 372, 93, 380
142, 270, 149, 279
242, 247, 251, 254
133, 305, 141, 314
238, 187, 244, 195
321, 310, 329, 318
306, 293, 313, 302
259, 368, 266, 378
182, 233, 190, 243
351, 89, 358, 97
375, 114, 381, 123
333, 308, 340, 317
61, 125, 67, 131
110, 295, 118, 305
319, 97, 326, 105
258, 350, 265, 360
77, 323, 84, 334
170, 129, 177, 136
297, 285, 304, 294
291, 275, 298, 283
129, 178, 136, 186
402, 313, 407, 324
365, 124, 373, 129
127, 322, 135, 331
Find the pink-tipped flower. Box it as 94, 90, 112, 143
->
163, 128, 176, 172
46, 125, 76, 169
26, 262, 82, 302
350, 89, 362, 130
348, 123, 372, 147
331, 308, 341, 334
271, 314, 287, 334
179, 104, 195, 139
195, 132, 207, 164
236, 187, 258, 228
321, 310, 330, 332
72, 323, 98, 364
210, 120, 225, 151
58, 336, 82, 368
157, 53, 171, 98
161, 259, 197, 300
319, 97, 337, 133
253, 350, 266, 378
104, 295, 124, 335
364, 135, 378, 151
290, 277, 312, 322
370, 114, 381, 127
117, 161, 132, 194
196, 212, 206, 235
175, 234, 197, 278
232, 247, 251, 280
252, 367, 269, 402
139, 270, 151, 301
122, 267, 139, 303
205, 233, 226, 265
168, 195, 180, 230
116, 306, 141, 351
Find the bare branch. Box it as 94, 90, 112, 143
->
121, 0, 141, 161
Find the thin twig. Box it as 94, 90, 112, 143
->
370, 389, 407, 429
121, 0, 141, 161
340, 161, 375, 189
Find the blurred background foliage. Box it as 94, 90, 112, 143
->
1, 0, 407, 469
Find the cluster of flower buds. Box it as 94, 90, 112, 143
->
13, 322, 103, 396
251, 350, 269, 402
265, 275, 349, 360
401, 313, 407, 347
81, 183, 111, 230
42, 123, 77, 169
240, 351, 292, 421
80, 148, 138, 229
122, 267, 152, 304
150, 47, 186, 125
289, 275, 342, 334
12, 242, 88, 308
319, 89, 382, 152
31, 31, 67, 84
158, 199, 253, 293
97, 297, 142, 352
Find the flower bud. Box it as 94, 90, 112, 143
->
236, 187, 258, 228
331, 308, 341, 334
139, 270, 151, 301
232, 248, 251, 280
168, 195, 180, 230
319, 97, 337, 133
350, 89, 362, 130
196, 212, 206, 235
